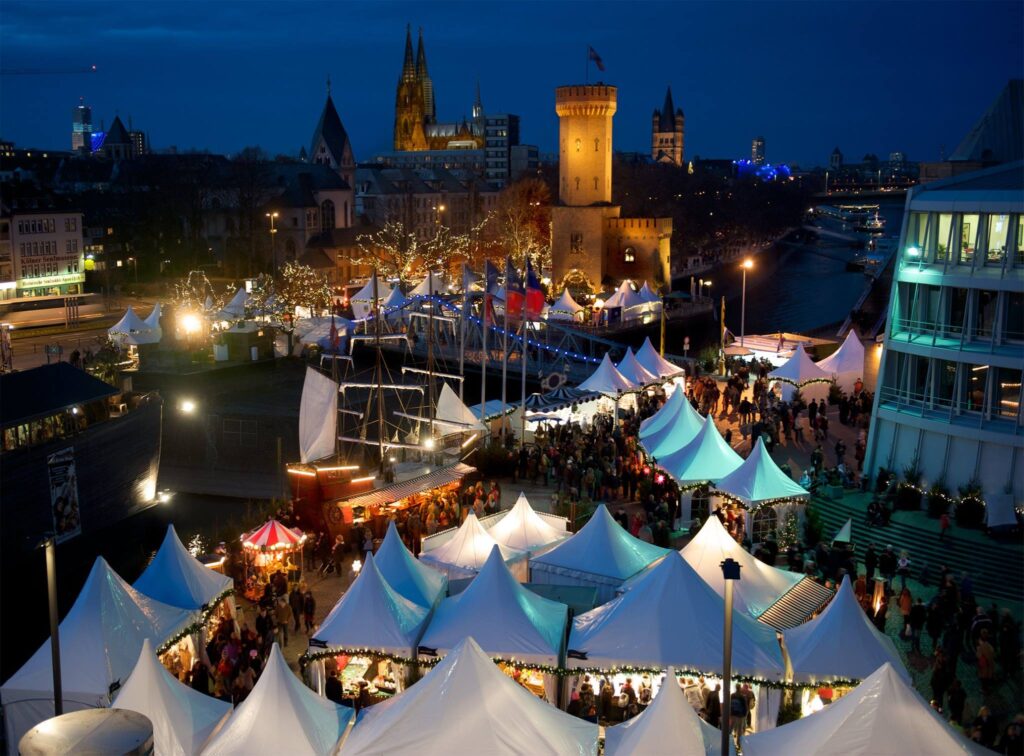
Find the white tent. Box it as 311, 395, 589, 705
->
203, 644, 352, 756
681, 516, 802, 619
418, 513, 529, 581
604, 666, 728, 756
143, 302, 163, 329
1, 558, 194, 754
713, 438, 809, 507
298, 367, 338, 464
112, 639, 231, 756
641, 392, 705, 460
602, 280, 645, 316
312, 553, 429, 660
295, 316, 354, 350
486, 492, 568, 554
340, 637, 598, 756
743, 663, 985, 756
418, 547, 568, 686
408, 272, 448, 298
766, 344, 832, 402
636, 336, 686, 378
374, 521, 447, 608
815, 330, 865, 393
784, 576, 908, 685
381, 284, 409, 316
657, 415, 744, 486
639, 384, 687, 439
617, 347, 659, 386
214, 288, 248, 322
134, 525, 234, 611
349, 274, 381, 321
529, 504, 669, 603
109, 306, 150, 337
577, 353, 636, 395
567, 552, 785, 680
548, 288, 585, 321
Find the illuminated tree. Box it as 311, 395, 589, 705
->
276, 261, 331, 321
246, 273, 277, 318
492, 177, 551, 271
355, 221, 421, 285
173, 270, 224, 311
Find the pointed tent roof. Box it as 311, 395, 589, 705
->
312, 554, 429, 659
112, 638, 232, 756
641, 395, 704, 460
309, 93, 354, 170
133, 525, 233, 611
658, 415, 743, 485
603, 280, 645, 311
784, 577, 908, 685
713, 437, 809, 507
203, 643, 352, 756
548, 288, 584, 320
143, 302, 162, 329
832, 518, 853, 545
375, 521, 447, 608
531, 504, 669, 583
214, 287, 248, 321
487, 492, 568, 553
616, 348, 659, 386
604, 665, 729, 756
350, 273, 379, 320
567, 552, 785, 679
637, 281, 662, 304
418, 512, 528, 580
577, 353, 636, 394
636, 336, 685, 378
743, 663, 984, 756
381, 283, 409, 312
681, 516, 802, 619
767, 344, 831, 385
639, 384, 687, 439
408, 272, 447, 298
816, 330, 865, 378
419, 547, 568, 667
340, 637, 598, 756
435, 382, 486, 432
109, 306, 149, 336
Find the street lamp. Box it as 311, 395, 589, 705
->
266, 212, 279, 273
699, 279, 712, 299
740, 258, 753, 347
127, 256, 138, 283
720, 557, 742, 755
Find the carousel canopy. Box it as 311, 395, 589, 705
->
816, 330, 865, 391
566, 551, 785, 679
636, 336, 686, 379
603, 280, 645, 312
214, 287, 249, 321
681, 516, 802, 619
523, 387, 600, 412
486, 492, 568, 553
340, 637, 598, 756
641, 393, 705, 460
577, 353, 636, 395
784, 576, 908, 684
616, 348, 659, 386
548, 288, 585, 321
418, 513, 528, 581
108, 306, 150, 336
408, 272, 448, 298
375, 521, 448, 609
639, 384, 688, 439
657, 415, 743, 486
1, 558, 193, 752
604, 665, 730, 756
112, 638, 231, 756
143, 302, 163, 329
242, 520, 305, 550
203, 643, 352, 756
713, 437, 809, 507
419, 546, 568, 667
743, 663, 986, 756
767, 344, 831, 386
133, 524, 233, 611
312, 553, 429, 660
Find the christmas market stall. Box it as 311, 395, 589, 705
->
616, 348, 659, 387
815, 329, 865, 394
374, 520, 448, 609
636, 336, 686, 380
766, 344, 833, 403
485, 492, 569, 556
639, 388, 704, 460
577, 353, 639, 415
418, 512, 529, 581
240, 519, 306, 601
638, 384, 688, 439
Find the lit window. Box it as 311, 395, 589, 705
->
624, 247, 636, 263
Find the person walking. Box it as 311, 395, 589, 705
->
939, 512, 951, 541
730, 683, 748, 746
331, 534, 346, 578
909, 597, 927, 654
302, 589, 316, 634
896, 551, 912, 592
275, 595, 291, 647
289, 584, 303, 632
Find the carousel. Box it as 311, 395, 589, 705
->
240, 519, 306, 600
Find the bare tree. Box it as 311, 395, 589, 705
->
491, 177, 551, 271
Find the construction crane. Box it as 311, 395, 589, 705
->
0, 64, 97, 76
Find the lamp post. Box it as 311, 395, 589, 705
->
265, 212, 279, 274
37, 536, 63, 717
720, 557, 741, 755
740, 258, 753, 347
127, 256, 138, 284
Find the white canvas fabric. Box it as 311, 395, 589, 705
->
143, 302, 163, 329
767, 344, 831, 385
641, 394, 704, 460
408, 272, 448, 298
784, 577, 908, 684
298, 367, 338, 463
549, 289, 585, 321
567, 552, 784, 679
713, 438, 809, 507
743, 663, 985, 756
109, 306, 150, 336
435, 382, 486, 432
202, 644, 351, 756
134, 525, 233, 611
657, 415, 744, 485
375, 521, 447, 608
1, 558, 194, 755
295, 316, 354, 348
486, 493, 568, 553
604, 666, 728, 756
681, 517, 802, 619
617, 348, 659, 386
340, 637, 598, 756
418, 547, 568, 667
577, 353, 636, 395
603, 280, 645, 313
350, 273, 380, 320
214, 288, 248, 321
636, 336, 686, 378
381, 284, 409, 315
312, 554, 429, 659
113, 639, 231, 756
637, 281, 662, 305
418, 513, 529, 581
639, 384, 688, 439
815, 330, 865, 393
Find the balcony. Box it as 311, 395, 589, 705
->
889, 317, 1024, 360
877, 386, 1023, 437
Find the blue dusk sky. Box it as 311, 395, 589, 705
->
1, 0, 1021, 166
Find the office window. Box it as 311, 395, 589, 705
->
1005, 291, 1023, 342
1015, 215, 1024, 266
906, 212, 928, 260
935, 213, 952, 261
986, 214, 1009, 265
993, 367, 1022, 420
961, 364, 988, 413
973, 290, 998, 340
959, 213, 979, 264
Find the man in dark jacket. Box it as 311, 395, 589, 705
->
864, 544, 878, 582
289, 585, 303, 632
325, 670, 343, 704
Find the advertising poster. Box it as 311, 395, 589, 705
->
47, 447, 82, 543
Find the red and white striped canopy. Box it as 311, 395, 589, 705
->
242, 519, 305, 550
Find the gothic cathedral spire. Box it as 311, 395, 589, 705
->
416, 27, 436, 123
395, 24, 428, 150
402, 24, 416, 82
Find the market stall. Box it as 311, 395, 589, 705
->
577, 353, 638, 416
134, 524, 234, 614
636, 336, 686, 379
766, 344, 833, 403
655, 415, 743, 491
815, 329, 865, 394
616, 348, 660, 387
548, 288, 586, 321
639, 384, 687, 439
639, 391, 703, 460
418, 512, 529, 581
240, 519, 306, 601
485, 492, 568, 555
374, 521, 448, 609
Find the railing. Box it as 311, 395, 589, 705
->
890, 317, 1024, 347
877, 386, 1022, 434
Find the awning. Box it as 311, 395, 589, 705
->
334, 463, 476, 510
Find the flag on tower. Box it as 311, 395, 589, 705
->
504, 257, 524, 317
588, 46, 605, 72
525, 259, 544, 320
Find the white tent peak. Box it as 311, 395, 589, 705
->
641, 393, 704, 460
548, 289, 585, 321
636, 336, 685, 378
202, 643, 352, 756
637, 281, 662, 304
143, 303, 163, 329
639, 384, 687, 439
418, 512, 528, 581
133, 524, 233, 611
375, 521, 447, 608
109, 306, 150, 335
577, 353, 636, 394
215, 287, 248, 321
350, 273, 381, 320
713, 437, 809, 507
408, 272, 448, 297
603, 280, 645, 312
832, 518, 853, 545
112, 638, 231, 756
616, 348, 659, 386
486, 492, 567, 553
768, 344, 831, 385
657, 414, 743, 485
816, 330, 866, 392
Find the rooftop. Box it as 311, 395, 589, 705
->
0, 363, 117, 428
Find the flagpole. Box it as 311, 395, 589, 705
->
500, 261, 509, 443
480, 268, 489, 424
459, 265, 468, 402
519, 264, 528, 450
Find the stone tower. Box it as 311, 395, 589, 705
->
556, 85, 617, 206
651, 86, 684, 166
393, 25, 428, 150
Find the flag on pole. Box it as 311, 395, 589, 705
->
525, 259, 544, 320
484, 259, 499, 325
588, 46, 605, 72
461, 262, 480, 293
328, 314, 340, 352
505, 257, 524, 317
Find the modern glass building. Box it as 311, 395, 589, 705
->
865, 161, 1024, 503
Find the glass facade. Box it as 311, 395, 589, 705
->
901, 211, 1024, 268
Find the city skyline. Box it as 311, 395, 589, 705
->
1, 1, 1021, 165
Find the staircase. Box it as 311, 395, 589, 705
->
810, 492, 1024, 605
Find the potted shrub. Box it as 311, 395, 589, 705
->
927, 479, 950, 518
896, 457, 923, 511
875, 466, 894, 494
955, 479, 986, 529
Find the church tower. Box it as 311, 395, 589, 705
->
310, 77, 356, 188
416, 28, 436, 124
651, 86, 684, 166
556, 84, 617, 206
393, 25, 428, 150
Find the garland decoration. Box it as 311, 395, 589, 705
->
156, 587, 235, 655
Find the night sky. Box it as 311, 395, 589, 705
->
1, 1, 1021, 166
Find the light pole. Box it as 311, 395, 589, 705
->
265, 212, 279, 274
740, 257, 753, 347
39, 536, 63, 717
720, 557, 741, 755
699, 279, 711, 300
127, 256, 138, 284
